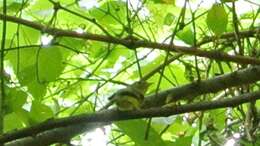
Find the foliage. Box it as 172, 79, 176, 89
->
0, 0, 260, 146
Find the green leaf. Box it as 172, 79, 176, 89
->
88, 41, 108, 60
135, 55, 165, 79
9, 46, 63, 100
151, 0, 175, 5
164, 13, 175, 25
168, 64, 188, 84
4, 112, 26, 132
104, 46, 129, 69
0, 0, 28, 13
28, 0, 53, 17
18, 65, 47, 99
176, 26, 194, 45
90, 1, 126, 26
6, 46, 38, 73
19, 26, 41, 45
7, 1, 29, 13
0, 22, 18, 40
206, 3, 228, 35
6, 88, 27, 112
167, 120, 191, 135
221, 0, 238, 2
28, 82, 47, 99
29, 101, 53, 123
116, 120, 166, 146
55, 0, 75, 5
37, 47, 64, 82
61, 102, 93, 116
209, 109, 226, 130
172, 136, 193, 146
240, 139, 260, 146
184, 64, 195, 82
15, 109, 30, 127
57, 37, 86, 54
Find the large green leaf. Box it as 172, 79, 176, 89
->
176, 26, 194, 45
87, 41, 109, 60
0, 22, 18, 40
133, 54, 165, 79
4, 112, 26, 132
19, 26, 41, 45
28, 0, 53, 17
37, 47, 64, 82
167, 120, 192, 135
151, 0, 175, 5
0, 0, 28, 15
172, 136, 193, 146
164, 13, 175, 26
208, 109, 226, 130
206, 3, 228, 35
18, 65, 47, 99
90, 1, 126, 26
104, 47, 129, 69
6, 46, 38, 73
29, 101, 54, 124
5, 87, 27, 112
5, 0, 30, 13
57, 37, 87, 55
116, 120, 167, 146
8, 46, 63, 99
221, 0, 237, 2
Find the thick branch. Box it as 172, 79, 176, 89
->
2, 64, 260, 145
2, 65, 260, 144
197, 27, 260, 46
143, 65, 260, 107
1, 14, 260, 65
1, 13, 260, 146
4, 123, 107, 146
2, 91, 260, 144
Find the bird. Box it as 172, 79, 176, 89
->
108, 80, 151, 111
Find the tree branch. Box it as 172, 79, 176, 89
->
143, 65, 260, 107
4, 123, 107, 146
2, 64, 260, 145
2, 91, 260, 145
197, 27, 260, 46
2, 65, 260, 144
0, 14, 260, 65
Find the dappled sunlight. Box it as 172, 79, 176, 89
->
224, 133, 240, 146
78, 0, 99, 9
40, 34, 53, 46
81, 128, 109, 146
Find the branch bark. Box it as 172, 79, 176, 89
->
1, 65, 260, 145
1, 13, 260, 146
2, 65, 260, 145
143, 65, 260, 107
0, 14, 260, 65
2, 90, 260, 145
4, 122, 107, 146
